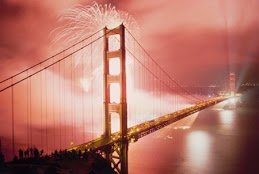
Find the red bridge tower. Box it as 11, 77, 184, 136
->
229, 72, 236, 96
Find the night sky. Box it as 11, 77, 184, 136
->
0, 0, 258, 85
0, 0, 258, 164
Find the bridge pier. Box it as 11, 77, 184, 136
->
103, 140, 128, 174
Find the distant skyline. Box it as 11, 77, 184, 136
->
0, 0, 258, 86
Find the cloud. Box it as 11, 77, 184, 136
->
117, 0, 259, 83
0, 0, 258, 83
0, 0, 84, 79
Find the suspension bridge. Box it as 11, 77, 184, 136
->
0, 24, 228, 174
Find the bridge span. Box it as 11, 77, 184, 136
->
69, 97, 227, 151
0, 24, 231, 174
68, 96, 227, 174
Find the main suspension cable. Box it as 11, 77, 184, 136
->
0, 29, 103, 85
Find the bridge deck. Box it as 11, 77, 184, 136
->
68, 97, 227, 152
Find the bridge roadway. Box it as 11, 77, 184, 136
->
68, 97, 228, 152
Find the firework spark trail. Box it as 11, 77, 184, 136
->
51, 1, 140, 90
52, 2, 139, 51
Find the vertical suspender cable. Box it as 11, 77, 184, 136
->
176, 84, 178, 110
30, 77, 32, 148
82, 44, 85, 143
53, 60, 55, 151
159, 69, 161, 116
91, 38, 93, 140
73, 56, 76, 145
45, 69, 48, 154
59, 61, 61, 150
148, 56, 150, 115
161, 76, 163, 115
27, 71, 29, 148
174, 83, 177, 111
133, 36, 136, 124
11, 78, 15, 158
162, 79, 164, 115
71, 55, 73, 144
152, 62, 154, 117
171, 81, 173, 112
80, 46, 83, 143
138, 41, 141, 121
40, 64, 43, 149
143, 53, 145, 118
155, 66, 157, 116
64, 59, 67, 149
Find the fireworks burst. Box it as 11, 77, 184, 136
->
51, 1, 140, 93
52, 2, 139, 49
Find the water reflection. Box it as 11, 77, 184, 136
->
186, 131, 211, 168
218, 110, 236, 136
173, 112, 199, 130
154, 113, 199, 139
129, 91, 258, 173
222, 97, 241, 110
219, 110, 234, 125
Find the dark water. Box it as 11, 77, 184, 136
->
128, 88, 259, 174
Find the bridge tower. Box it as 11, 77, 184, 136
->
103, 24, 128, 174
229, 72, 236, 96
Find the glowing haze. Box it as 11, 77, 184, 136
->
0, 0, 258, 160
0, 0, 258, 84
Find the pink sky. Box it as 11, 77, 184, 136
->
0, 0, 258, 85
0, 0, 258, 161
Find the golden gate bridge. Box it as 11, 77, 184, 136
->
0, 24, 228, 174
